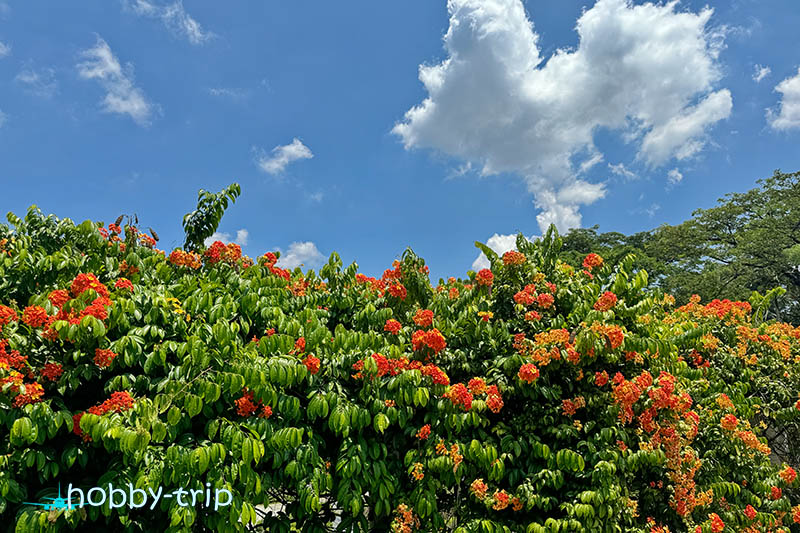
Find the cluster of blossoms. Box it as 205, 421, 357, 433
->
412, 309, 434, 327
518, 363, 540, 383
204, 241, 243, 265
594, 291, 618, 312
390, 504, 420, 533
469, 479, 522, 512
73, 391, 136, 441
590, 322, 625, 350
476, 268, 494, 286
410, 462, 424, 481
443, 378, 504, 413
502, 251, 526, 266
301, 354, 320, 375
513, 283, 556, 310
384, 319, 402, 335
168, 249, 202, 269
234, 389, 273, 418
583, 253, 604, 270
415, 424, 431, 440
435, 440, 463, 472
561, 396, 586, 416
411, 328, 447, 355
114, 278, 134, 292
1, 341, 45, 407
675, 295, 752, 321
40, 362, 64, 381
351, 353, 450, 385
94, 348, 118, 369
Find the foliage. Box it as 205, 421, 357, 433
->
2, 201, 800, 532
181, 183, 241, 252
559, 170, 800, 325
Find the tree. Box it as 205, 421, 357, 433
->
181, 183, 241, 252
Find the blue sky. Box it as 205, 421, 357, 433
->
1, 0, 799, 281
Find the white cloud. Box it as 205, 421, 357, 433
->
208, 87, 249, 100
472, 233, 537, 271
15, 66, 58, 98
256, 138, 313, 175
77, 36, 156, 126
393, 0, 731, 233
767, 68, 800, 131
275, 242, 324, 269
125, 0, 213, 45
578, 152, 604, 174
308, 191, 324, 203
667, 168, 683, 185
0, 109, 6, 128
204, 228, 249, 247
608, 162, 637, 180
0, 41, 10, 58
753, 64, 771, 83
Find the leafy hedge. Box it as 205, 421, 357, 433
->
1, 204, 800, 532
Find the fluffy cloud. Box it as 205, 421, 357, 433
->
393, 0, 731, 233
667, 168, 683, 185
767, 68, 800, 131
204, 228, 248, 247
256, 138, 314, 175
0, 41, 9, 58
124, 0, 213, 45
472, 233, 536, 271
753, 64, 771, 83
77, 37, 156, 126
15, 66, 58, 98
276, 242, 325, 270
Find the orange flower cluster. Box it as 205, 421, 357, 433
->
411, 328, 446, 355
793, 505, 800, 524
114, 278, 134, 292
12, 382, 44, 407
351, 354, 450, 385
73, 392, 136, 442
435, 439, 463, 472
468, 377, 486, 395
445, 383, 473, 410
594, 291, 618, 312
780, 466, 797, 485
413, 309, 434, 327
561, 396, 586, 416
204, 241, 242, 265
716, 393, 735, 410
302, 354, 320, 375
410, 462, 424, 481
513, 284, 538, 306
492, 490, 510, 510
40, 362, 63, 382
476, 268, 494, 286
387, 283, 407, 300
94, 348, 118, 369
0, 305, 18, 326
502, 251, 526, 266
470, 478, 488, 499
168, 249, 202, 269
235, 389, 272, 418
415, 424, 431, 440
736, 430, 771, 455
583, 253, 603, 270
390, 504, 420, 533
676, 296, 751, 321
721, 413, 739, 431
21, 306, 49, 328
591, 322, 625, 349
384, 319, 402, 335
48, 290, 70, 308
595, 371, 609, 386
71, 273, 109, 299
518, 363, 540, 383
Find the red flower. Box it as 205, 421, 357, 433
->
114, 278, 134, 292
502, 251, 526, 266
302, 354, 320, 375
70, 273, 109, 298
293, 337, 306, 353
537, 293, 554, 309
468, 377, 486, 395
492, 490, 510, 510
709, 513, 724, 533
235, 391, 259, 417
744, 504, 757, 520
0, 305, 17, 327
486, 392, 504, 413
72, 412, 90, 441
416, 424, 431, 440
412, 328, 447, 355
48, 289, 70, 308
384, 319, 402, 335
595, 371, 609, 387
594, 291, 618, 312
470, 479, 488, 499
260, 405, 272, 419
41, 363, 64, 381
476, 269, 494, 286
94, 348, 118, 369
583, 253, 604, 270
22, 306, 49, 328
721, 414, 739, 431
518, 363, 540, 383
793, 505, 800, 524
12, 382, 45, 407
780, 465, 797, 485
265, 328, 276, 336
387, 283, 407, 300
770, 486, 782, 500
413, 309, 434, 327
524, 310, 541, 321
446, 383, 473, 410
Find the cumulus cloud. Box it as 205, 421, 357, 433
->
256, 138, 314, 175
472, 233, 536, 271
77, 36, 156, 126
276, 242, 325, 269
204, 228, 248, 247
0, 41, 10, 58
667, 168, 683, 185
15, 66, 58, 98
753, 64, 771, 83
767, 68, 800, 131
124, 0, 213, 45
393, 0, 731, 233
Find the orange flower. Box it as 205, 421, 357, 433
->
470, 479, 487, 500
21, 306, 49, 328
583, 253, 603, 270
594, 291, 618, 312
709, 513, 724, 533
518, 363, 540, 383
413, 309, 434, 327
502, 251, 526, 266
780, 465, 797, 485
93, 348, 118, 369
302, 354, 320, 375
416, 424, 431, 440
476, 268, 494, 286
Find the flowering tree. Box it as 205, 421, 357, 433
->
1, 203, 800, 532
